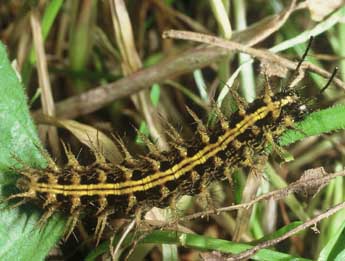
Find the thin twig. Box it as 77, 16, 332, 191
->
181, 169, 345, 221
162, 29, 345, 90
226, 200, 345, 260
137, 169, 345, 260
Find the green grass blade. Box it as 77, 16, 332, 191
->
318, 221, 345, 261
254, 221, 303, 243
86, 230, 311, 261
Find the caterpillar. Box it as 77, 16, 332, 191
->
3, 81, 308, 245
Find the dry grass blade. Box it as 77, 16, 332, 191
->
109, 0, 142, 73
110, 219, 136, 261
30, 9, 60, 158
31, 2, 304, 120
233, 172, 261, 242
109, 0, 167, 150
233, 156, 267, 242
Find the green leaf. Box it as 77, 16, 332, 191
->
318, 221, 345, 261
280, 105, 345, 146
0, 42, 65, 261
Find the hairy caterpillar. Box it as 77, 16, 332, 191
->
4, 81, 308, 244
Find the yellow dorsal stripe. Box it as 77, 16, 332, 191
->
36, 98, 292, 196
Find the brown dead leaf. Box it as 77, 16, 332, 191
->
35, 114, 122, 164
232, 0, 297, 46
298, 167, 328, 198
307, 0, 344, 21
57, 119, 123, 164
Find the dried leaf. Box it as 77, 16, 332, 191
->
35, 114, 122, 164
298, 167, 328, 198
232, 0, 297, 46
57, 119, 123, 164
307, 0, 344, 21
